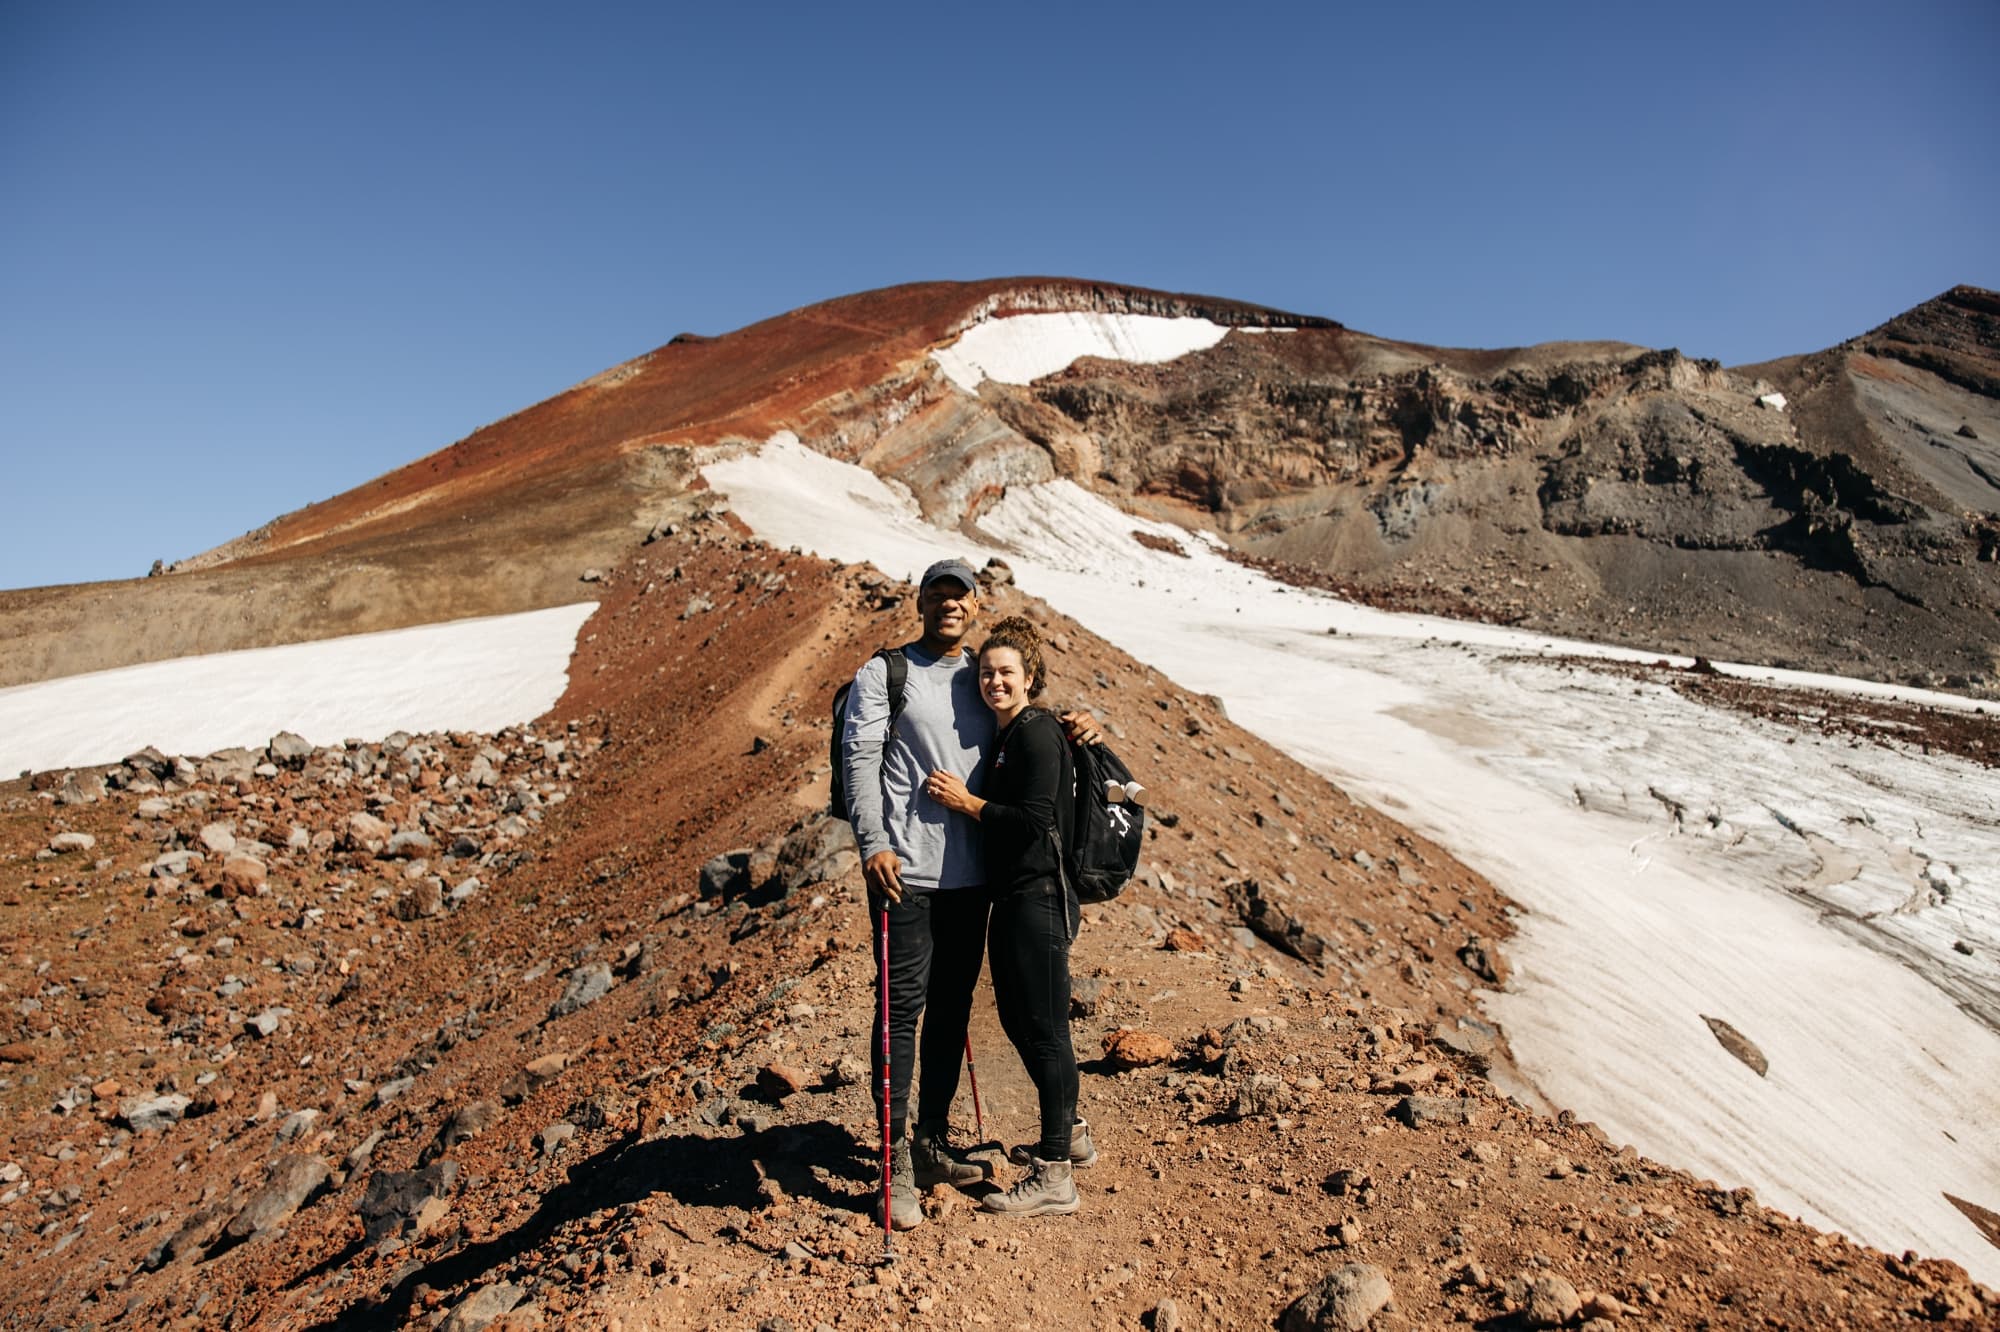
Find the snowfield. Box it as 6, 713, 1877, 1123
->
0, 603, 598, 775
705, 432, 2000, 1285
931, 311, 1236, 392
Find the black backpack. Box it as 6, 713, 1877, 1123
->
829, 648, 907, 820
1062, 735, 1145, 905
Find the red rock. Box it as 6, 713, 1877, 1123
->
1101, 1028, 1175, 1070
756, 1062, 809, 1100
220, 855, 268, 894
525, 1052, 568, 1082
1162, 928, 1206, 953
1579, 1291, 1626, 1320
1376, 1063, 1442, 1094
0, 1042, 36, 1064
345, 811, 393, 853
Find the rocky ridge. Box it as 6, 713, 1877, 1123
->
6, 280, 1993, 702
960, 294, 2000, 693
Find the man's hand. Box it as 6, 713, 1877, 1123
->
1059, 710, 1103, 746
864, 849, 905, 905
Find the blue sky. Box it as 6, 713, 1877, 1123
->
2, 1, 1994, 591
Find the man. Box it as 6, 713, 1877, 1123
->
840, 558, 996, 1229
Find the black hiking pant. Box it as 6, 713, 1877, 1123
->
872, 886, 990, 1141
988, 875, 1079, 1161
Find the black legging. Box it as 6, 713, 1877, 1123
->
988, 875, 1079, 1161
873, 887, 990, 1139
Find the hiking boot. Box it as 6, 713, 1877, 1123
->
877, 1137, 922, 1231
980, 1156, 1079, 1217
912, 1122, 990, 1189
1008, 1116, 1097, 1169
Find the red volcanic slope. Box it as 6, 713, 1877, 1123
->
246, 279, 1324, 562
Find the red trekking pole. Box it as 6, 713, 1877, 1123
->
963, 1035, 985, 1140
877, 904, 894, 1261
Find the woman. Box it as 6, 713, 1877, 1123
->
924, 615, 1087, 1217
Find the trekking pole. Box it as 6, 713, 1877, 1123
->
877, 904, 894, 1262
963, 1035, 985, 1141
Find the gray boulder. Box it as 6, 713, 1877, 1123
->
57, 771, 107, 805
1457, 935, 1508, 985
1281, 1263, 1394, 1331
374, 1076, 416, 1107
1393, 1095, 1483, 1129
423, 1100, 500, 1163
549, 962, 614, 1020
150, 849, 204, 878
393, 878, 444, 920
772, 816, 857, 892
222, 1153, 329, 1242
384, 829, 435, 859
122, 1093, 192, 1132
1229, 1073, 1291, 1119
274, 1108, 320, 1144
268, 732, 314, 767
245, 1008, 288, 1038
439, 1282, 526, 1332
141, 1203, 231, 1270
1430, 1016, 1499, 1070
124, 747, 172, 779
360, 1160, 459, 1243
201, 748, 259, 784
698, 848, 753, 900
1520, 1274, 1581, 1328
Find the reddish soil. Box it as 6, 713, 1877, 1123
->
229, 281, 1326, 569
3, 526, 1992, 1331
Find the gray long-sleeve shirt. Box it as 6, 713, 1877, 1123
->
840, 643, 992, 892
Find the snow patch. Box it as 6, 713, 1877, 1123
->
0, 603, 598, 774
703, 432, 2000, 1284
931, 312, 1234, 392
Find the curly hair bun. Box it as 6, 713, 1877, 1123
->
978, 616, 1047, 699
985, 615, 1040, 645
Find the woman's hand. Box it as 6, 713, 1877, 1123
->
1059, 710, 1102, 746
924, 770, 982, 818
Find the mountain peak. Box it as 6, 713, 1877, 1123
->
1859, 283, 2000, 398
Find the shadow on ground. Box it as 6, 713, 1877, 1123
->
301, 1119, 873, 1330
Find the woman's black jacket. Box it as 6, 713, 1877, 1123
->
979, 707, 1075, 892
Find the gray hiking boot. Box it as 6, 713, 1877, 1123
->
981, 1156, 1079, 1217
1008, 1117, 1097, 1169
912, 1122, 990, 1188
877, 1137, 922, 1231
